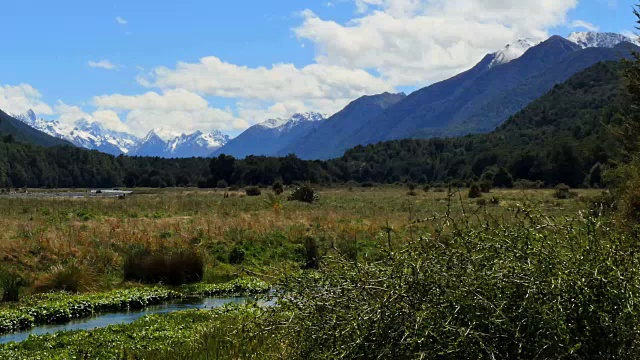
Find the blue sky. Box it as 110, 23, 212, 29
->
0, 0, 637, 137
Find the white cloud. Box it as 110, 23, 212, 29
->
125, 108, 246, 137
0, 84, 53, 116
144, 57, 392, 102
571, 20, 599, 32
94, 89, 209, 111
294, 0, 577, 85
88, 60, 118, 70
139, 56, 393, 121
54, 101, 131, 133
93, 90, 247, 136
116, 16, 128, 25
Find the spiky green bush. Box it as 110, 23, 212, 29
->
273, 209, 640, 359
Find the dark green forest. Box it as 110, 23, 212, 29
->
0, 61, 626, 189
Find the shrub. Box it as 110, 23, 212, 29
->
587, 191, 616, 217
468, 183, 482, 199
553, 183, 574, 200
265, 192, 284, 212
228, 246, 246, 265
423, 185, 430, 193
0, 268, 24, 302
407, 183, 417, 191
33, 260, 97, 293
302, 236, 320, 270
479, 180, 492, 193
216, 179, 228, 189
272, 181, 284, 195
288, 183, 319, 203
123, 248, 204, 285
490, 196, 501, 205
228, 185, 240, 191
276, 213, 640, 359
407, 190, 418, 196
476, 198, 487, 206
361, 182, 375, 188
245, 186, 262, 197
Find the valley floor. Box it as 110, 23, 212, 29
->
0, 186, 628, 359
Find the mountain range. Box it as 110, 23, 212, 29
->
12, 110, 230, 158
8, 31, 639, 161
276, 31, 639, 160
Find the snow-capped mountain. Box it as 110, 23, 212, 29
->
212, 112, 326, 158
14, 110, 230, 158
489, 38, 537, 68
131, 128, 230, 158
257, 112, 326, 131
13, 111, 136, 155
567, 32, 639, 49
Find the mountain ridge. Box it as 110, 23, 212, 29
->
13, 111, 230, 158
285, 32, 638, 160
212, 112, 326, 158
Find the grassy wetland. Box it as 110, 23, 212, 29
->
1, 185, 636, 359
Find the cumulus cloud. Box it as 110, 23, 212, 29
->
294, 0, 577, 85
142, 57, 392, 103
571, 20, 599, 32
116, 16, 128, 25
88, 60, 118, 70
55, 101, 131, 133
137, 56, 392, 123
124, 108, 247, 137
0, 84, 53, 116
94, 89, 209, 111
93, 90, 248, 136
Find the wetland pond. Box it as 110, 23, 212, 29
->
0, 296, 249, 344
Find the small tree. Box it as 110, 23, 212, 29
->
480, 180, 493, 193
468, 183, 482, 199
272, 181, 284, 195
216, 179, 228, 189
493, 167, 514, 188
587, 163, 603, 188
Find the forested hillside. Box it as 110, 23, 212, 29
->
340, 61, 625, 187
0, 61, 626, 189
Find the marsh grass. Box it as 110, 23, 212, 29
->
0, 188, 632, 358
0, 187, 600, 294
33, 260, 97, 293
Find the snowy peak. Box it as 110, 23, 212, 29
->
567, 32, 638, 49
257, 112, 326, 130
259, 117, 288, 129
489, 38, 537, 68
148, 128, 181, 142
23, 109, 36, 124
135, 128, 230, 157
14, 109, 229, 158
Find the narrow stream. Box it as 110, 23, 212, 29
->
0, 296, 249, 345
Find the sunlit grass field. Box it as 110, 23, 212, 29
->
0, 186, 602, 290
